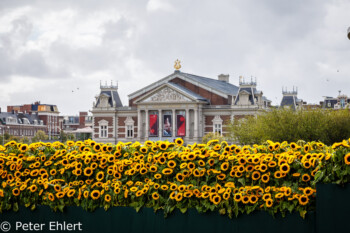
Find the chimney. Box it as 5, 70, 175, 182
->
218, 74, 229, 83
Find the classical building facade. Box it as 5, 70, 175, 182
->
92, 67, 271, 144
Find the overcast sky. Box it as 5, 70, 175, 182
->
0, 0, 349, 115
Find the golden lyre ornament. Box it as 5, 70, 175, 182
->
174, 59, 181, 70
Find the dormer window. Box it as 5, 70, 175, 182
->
23, 118, 30, 124
6, 117, 17, 124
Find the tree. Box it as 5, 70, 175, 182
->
227, 108, 350, 145
32, 130, 48, 142
59, 131, 75, 142
202, 132, 226, 144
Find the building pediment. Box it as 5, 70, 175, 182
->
134, 83, 205, 104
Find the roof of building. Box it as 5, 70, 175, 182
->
95, 89, 123, 108
0, 112, 42, 125
280, 95, 297, 109
179, 72, 239, 96
167, 82, 208, 102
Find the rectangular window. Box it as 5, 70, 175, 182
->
127, 125, 133, 138
100, 125, 107, 138
214, 123, 222, 135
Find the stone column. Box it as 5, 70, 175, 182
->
145, 109, 149, 139
172, 109, 176, 138
194, 106, 198, 139
137, 110, 141, 140
185, 108, 190, 139
158, 109, 162, 139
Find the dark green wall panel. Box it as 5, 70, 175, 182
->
0, 206, 315, 233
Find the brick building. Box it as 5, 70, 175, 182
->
91, 66, 271, 144
0, 108, 46, 140
7, 101, 60, 139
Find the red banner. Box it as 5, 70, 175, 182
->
177, 114, 186, 136
149, 114, 158, 136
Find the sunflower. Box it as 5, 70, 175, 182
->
212, 194, 221, 205
262, 193, 271, 201
176, 173, 185, 182
268, 161, 277, 168
303, 187, 314, 196
48, 193, 55, 201
304, 145, 310, 153
266, 199, 273, 207
302, 174, 311, 182
252, 171, 261, 181
217, 174, 226, 180
84, 167, 93, 177
12, 188, 20, 196
178, 185, 186, 192
149, 165, 158, 173
114, 187, 121, 194
299, 195, 309, 205
170, 183, 178, 191
159, 142, 168, 150
238, 157, 246, 165
167, 160, 176, 168
90, 190, 101, 200
208, 159, 215, 166
162, 168, 173, 175
274, 171, 282, 179
303, 161, 311, 169
187, 162, 195, 170
175, 193, 183, 202
19, 144, 28, 153
93, 144, 101, 152
67, 189, 76, 197
94, 171, 104, 181
175, 138, 184, 147
259, 164, 268, 172
140, 146, 148, 154
221, 162, 229, 171
67, 141, 75, 147
105, 194, 112, 202
139, 167, 148, 175
242, 195, 250, 204
160, 185, 169, 191
261, 174, 270, 183
249, 195, 258, 204
29, 184, 38, 193
154, 173, 162, 179
280, 163, 290, 173
54, 184, 61, 192
56, 192, 65, 199
234, 193, 242, 202
344, 153, 350, 165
